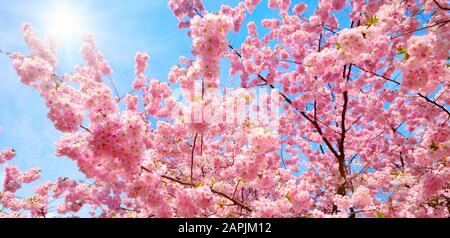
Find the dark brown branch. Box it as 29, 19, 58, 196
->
313, 100, 317, 121
232, 180, 241, 199
323, 26, 339, 35
417, 93, 450, 118
158, 173, 253, 212
200, 134, 204, 156
160, 175, 194, 186
318, 24, 323, 52
319, 145, 325, 154
40, 207, 46, 218
140, 165, 152, 173
191, 133, 198, 185
211, 187, 252, 212
433, 0, 450, 10
346, 64, 352, 81
393, 20, 450, 38
354, 65, 400, 85
257, 74, 294, 105
80, 125, 91, 133
228, 45, 242, 58
338, 91, 349, 181
303, 111, 341, 159
191, 7, 204, 18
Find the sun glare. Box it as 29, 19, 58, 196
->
45, 4, 89, 44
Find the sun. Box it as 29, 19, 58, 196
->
44, 4, 89, 45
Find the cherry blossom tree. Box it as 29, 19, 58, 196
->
1, 0, 449, 218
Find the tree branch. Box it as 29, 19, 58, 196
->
433, 0, 450, 10
318, 23, 323, 52
354, 65, 400, 85
159, 173, 253, 212
191, 133, 198, 185
0, 49, 13, 56
191, 7, 204, 18
393, 20, 450, 38
338, 91, 348, 181
80, 125, 92, 133
417, 93, 450, 118
142, 163, 254, 212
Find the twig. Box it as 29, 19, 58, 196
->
354, 65, 400, 85
191, 7, 204, 18
158, 173, 253, 212
80, 125, 91, 133
0, 49, 13, 56
393, 20, 450, 38
191, 133, 198, 185
433, 0, 450, 10
417, 93, 450, 118
107, 75, 121, 102
232, 180, 241, 199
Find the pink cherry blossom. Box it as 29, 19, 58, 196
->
0, 0, 449, 218
135, 52, 150, 75
0, 148, 16, 164
292, 3, 307, 15
268, 0, 291, 11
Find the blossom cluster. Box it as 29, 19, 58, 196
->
190, 13, 233, 88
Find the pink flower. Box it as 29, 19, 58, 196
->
407, 35, 435, 60
219, 4, 246, 32
21, 23, 57, 67
292, 3, 307, 15
261, 19, 280, 28
124, 94, 139, 111
21, 168, 41, 183
168, 0, 205, 24
352, 187, 373, 209
46, 84, 84, 132
421, 174, 445, 197
80, 34, 112, 81
268, 0, 291, 11
12, 56, 53, 86
190, 14, 232, 85
338, 27, 366, 56
244, 0, 261, 14
135, 52, 150, 75
3, 165, 22, 193
0, 148, 16, 164
332, 0, 346, 11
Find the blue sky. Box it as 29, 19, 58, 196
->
0, 0, 326, 211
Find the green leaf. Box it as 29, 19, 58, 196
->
195, 178, 205, 188
366, 16, 378, 27
376, 212, 386, 218
397, 48, 407, 55
397, 48, 410, 60
335, 42, 342, 50
55, 80, 61, 89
